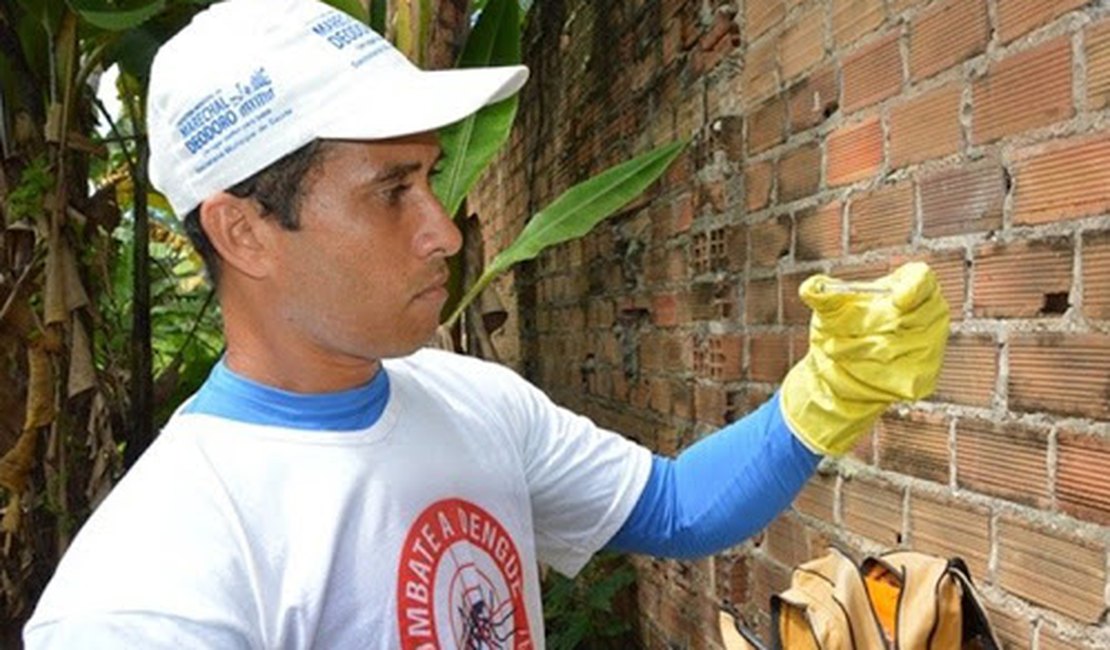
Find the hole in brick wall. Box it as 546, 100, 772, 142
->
895, 532, 903, 545
1041, 292, 1070, 315
580, 354, 597, 391
1002, 167, 1013, 194
822, 101, 839, 119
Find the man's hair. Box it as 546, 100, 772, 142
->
183, 139, 327, 286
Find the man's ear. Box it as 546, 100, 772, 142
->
198, 193, 276, 280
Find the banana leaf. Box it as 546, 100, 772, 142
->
434, 0, 521, 219
321, 0, 368, 23
445, 140, 686, 327
67, 0, 165, 31
369, 0, 386, 33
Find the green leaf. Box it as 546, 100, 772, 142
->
433, 0, 522, 218
67, 0, 166, 31
492, 140, 684, 273
320, 0, 368, 23
369, 0, 386, 33
445, 140, 685, 327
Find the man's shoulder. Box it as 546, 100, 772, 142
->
388, 347, 525, 387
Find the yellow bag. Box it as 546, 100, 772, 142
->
720, 548, 1000, 650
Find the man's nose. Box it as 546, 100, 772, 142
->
417, 193, 463, 258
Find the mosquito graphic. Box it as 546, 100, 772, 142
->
458, 587, 516, 650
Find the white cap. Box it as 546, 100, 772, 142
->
147, 0, 529, 216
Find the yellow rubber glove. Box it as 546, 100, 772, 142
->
780, 262, 950, 456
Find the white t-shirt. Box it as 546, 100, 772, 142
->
25, 349, 652, 649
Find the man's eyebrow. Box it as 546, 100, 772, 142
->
371, 161, 423, 184
369, 153, 444, 184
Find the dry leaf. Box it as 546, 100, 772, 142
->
0, 427, 36, 499
42, 228, 67, 326
0, 493, 20, 534
23, 345, 55, 430
61, 241, 89, 312
67, 316, 95, 397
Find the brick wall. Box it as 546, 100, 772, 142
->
470, 0, 1110, 647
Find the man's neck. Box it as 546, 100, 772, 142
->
220, 295, 381, 394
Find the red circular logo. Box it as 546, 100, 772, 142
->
397, 499, 532, 649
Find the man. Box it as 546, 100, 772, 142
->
25, 0, 949, 647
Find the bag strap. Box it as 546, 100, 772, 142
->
719, 609, 770, 650
947, 558, 1002, 650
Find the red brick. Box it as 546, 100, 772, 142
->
919, 164, 1004, 237
662, 15, 685, 68
694, 382, 728, 426
877, 412, 950, 483
794, 472, 836, 521
908, 495, 991, 580
1087, 19, 1110, 110
646, 245, 689, 287
746, 0, 785, 41
777, 142, 821, 203
764, 513, 812, 568
652, 193, 695, 241
781, 272, 812, 325
787, 65, 839, 133
908, 0, 989, 81
1008, 332, 1110, 420
780, 7, 825, 81
832, 0, 885, 47
829, 261, 890, 283
745, 277, 779, 325
826, 117, 883, 185
848, 182, 915, 253
745, 161, 773, 212
744, 38, 779, 104
889, 83, 962, 167
842, 31, 903, 112
750, 557, 791, 620
996, 518, 1106, 623
693, 11, 741, 75
1013, 134, 1110, 225
795, 202, 843, 261
985, 605, 1034, 650
708, 335, 745, 381
972, 37, 1073, 144
956, 419, 1049, 506
726, 225, 747, 273
889, 0, 928, 14
1037, 629, 1088, 650
789, 327, 809, 363
935, 333, 997, 407
689, 279, 737, 321
750, 217, 791, 268
996, 0, 1087, 43
748, 96, 787, 155
972, 238, 1073, 318
1085, 232, 1110, 321
652, 293, 684, 327
748, 332, 790, 383
1058, 430, 1110, 525
841, 478, 904, 546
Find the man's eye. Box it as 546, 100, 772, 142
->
386, 184, 411, 203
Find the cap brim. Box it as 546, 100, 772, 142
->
317, 64, 529, 141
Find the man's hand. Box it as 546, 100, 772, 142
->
780, 261, 950, 456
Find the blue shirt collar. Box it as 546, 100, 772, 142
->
182, 358, 389, 431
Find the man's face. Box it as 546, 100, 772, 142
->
269, 132, 462, 361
